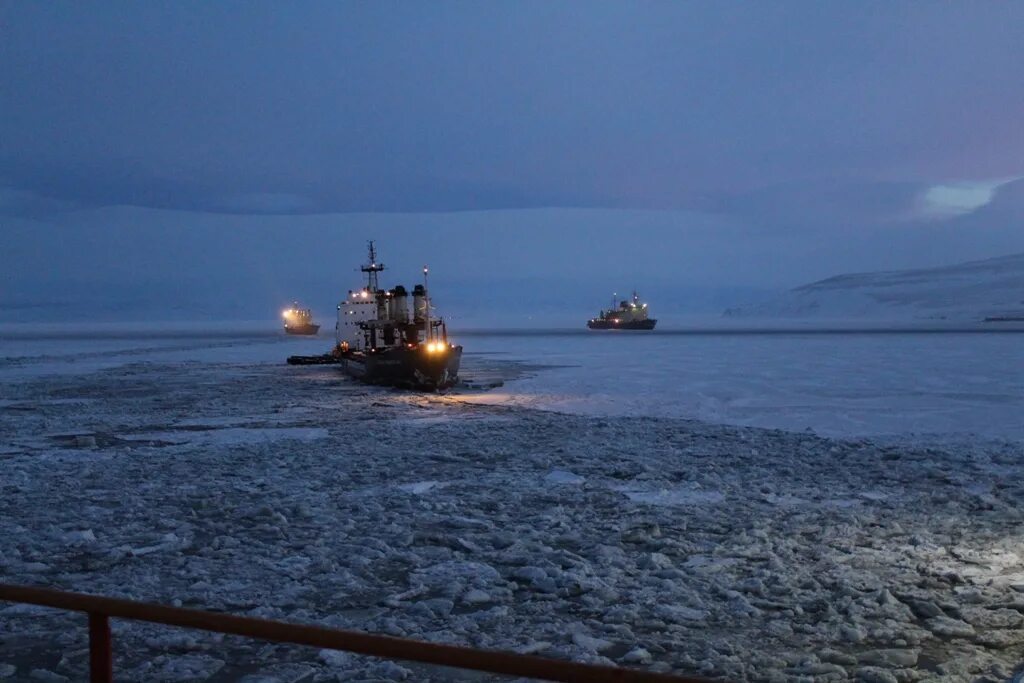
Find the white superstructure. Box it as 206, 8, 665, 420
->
334, 242, 447, 352
336, 288, 377, 349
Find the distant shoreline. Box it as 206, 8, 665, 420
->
2, 321, 1023, 341
460, 324, 1024, 336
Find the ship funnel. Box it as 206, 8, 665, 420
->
391, 285, 409, 323
412, 284, 427, 322
376, 289, 390, 320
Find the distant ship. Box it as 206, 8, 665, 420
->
330, 242, 462, 390
587, 291, 657, 330
282, 304, 320, 335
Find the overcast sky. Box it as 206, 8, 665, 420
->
2, 2, 1023, 321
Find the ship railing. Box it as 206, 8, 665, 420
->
0, 583, 713, 683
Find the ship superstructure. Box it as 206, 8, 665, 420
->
332, 242, 462, 390
282, 303, 320, 335
587, 291, 657, 330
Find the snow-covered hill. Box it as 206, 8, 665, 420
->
724, 253, 1024, 321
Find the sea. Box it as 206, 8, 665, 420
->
1, 322, 1021, 442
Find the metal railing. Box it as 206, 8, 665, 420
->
0, 583, 713, 683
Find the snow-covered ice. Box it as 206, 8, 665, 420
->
457, 329, 1024, 440
611, 484, 726, 507
723, 252, 1024, 322
1, 326, 1022, 681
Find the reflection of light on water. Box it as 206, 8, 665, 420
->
453, 390, 577, 414
453, 391, 516, 405
913, 542, 1024, 588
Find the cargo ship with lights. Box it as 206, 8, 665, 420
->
587, 291, 657, 330
282, 303, 320, 335
288, 242, 461, 390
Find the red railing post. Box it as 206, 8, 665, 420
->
88, 612, 112, 683
0, 583, 711, 683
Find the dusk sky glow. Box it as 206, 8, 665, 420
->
2, 1, 1023, 321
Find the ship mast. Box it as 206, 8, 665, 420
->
360, 241, 385, 293
423, 265, 431, 342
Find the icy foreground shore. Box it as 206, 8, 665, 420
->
2, 359, 1023, 682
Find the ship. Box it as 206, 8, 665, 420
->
587, 291, 657, 330
330, 242, 462, 390
282, 303, 320, 335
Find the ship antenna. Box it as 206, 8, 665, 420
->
360, 240, 385, 292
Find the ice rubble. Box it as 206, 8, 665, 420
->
0, 356, 1023, 681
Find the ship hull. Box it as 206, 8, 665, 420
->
285, 323, 321, 335
339, 345, 463, 390
587, 319, 657, 330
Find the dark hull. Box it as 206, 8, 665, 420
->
587, 319, 657, 330
339, 345, 463, 390
285, 323, 320, 335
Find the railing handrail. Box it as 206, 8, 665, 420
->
0, 583, 713, 683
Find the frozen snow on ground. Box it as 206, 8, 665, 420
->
723, 252, 1024, 322
0, 324, 316, 379
1, 325, 1023, 681
4, 323, 1021, 443
457, 330, 1024, 440
545, 469, 585, 486
396, 481, 449, 495
611, 484, 726, 507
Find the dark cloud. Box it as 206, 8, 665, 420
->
2, 2, 1022, 225
978, 178, 1024, 218
701, 179, 927, 232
